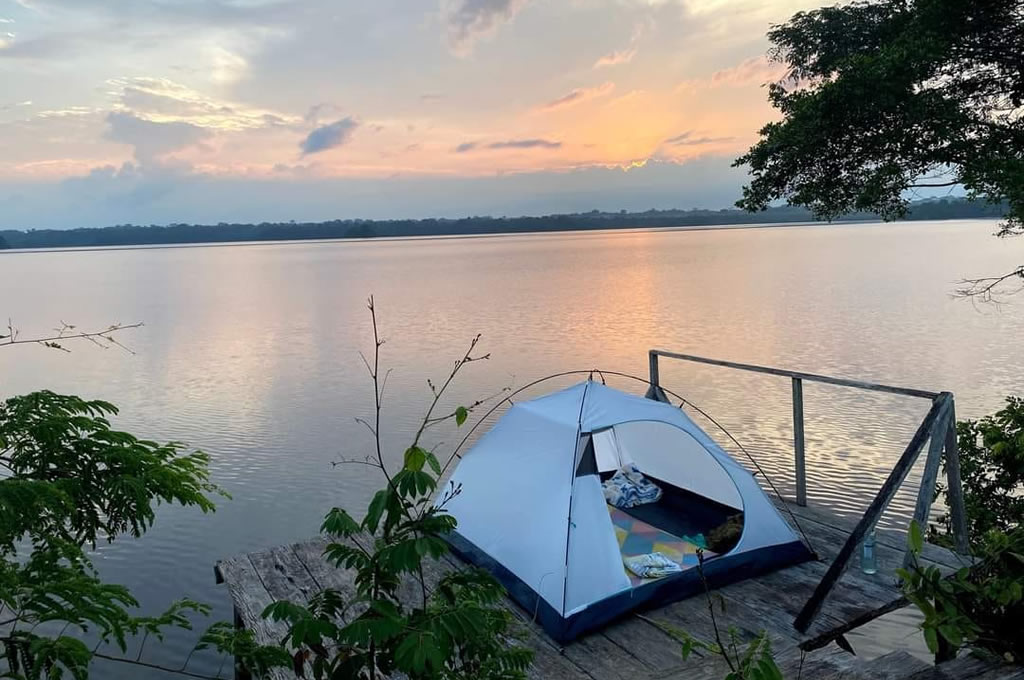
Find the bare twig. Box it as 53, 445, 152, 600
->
92, 651, 223, 679
954, 265, 1024, 301
0, 320, 142, 354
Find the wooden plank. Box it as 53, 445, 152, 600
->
776, 498, 969, 571
249, 545, 321, 605
793, 377, 807, 507
907, 401, 953, 568
794, 394, 951, 632
561, 631, 652, 680
289, 537, 358, 597
600, 616, 690, 672
942, 399, 971, 554
214, 554, 294, 680
650, 349, 940, 400
849, 650, 932, 680
907, 654, 1024, 680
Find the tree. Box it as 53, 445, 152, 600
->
0, 392, 226, 679
224, 299, 531, 679
736, 0, 1024, 295
0, 321, 240, 679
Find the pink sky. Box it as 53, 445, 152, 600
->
0, 0, 814, 228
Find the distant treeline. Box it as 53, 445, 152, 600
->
0, 198, 1007, 251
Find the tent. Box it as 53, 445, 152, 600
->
438, 381, 814, 642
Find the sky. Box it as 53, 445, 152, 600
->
0, 0, 821, 229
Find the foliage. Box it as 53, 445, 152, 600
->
933, 397, 1024, 546
900, 520, 1024, 663
647, 551, 784, 680
903, 397, 1024, 663
674, 625, 783, 680
736, 0, 1023, 292
0, 391, 226, 679
223, 298, 531, 679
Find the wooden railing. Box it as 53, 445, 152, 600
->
644, 349, 969, 633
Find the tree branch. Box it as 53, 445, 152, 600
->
1, 321, 143, 353
954, 266, 1024, 301
92, 651, 227, 679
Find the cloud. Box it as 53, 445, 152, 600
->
0, 156, 750, 230
206, 45, 248, 85
594, 48, 635, 68
455, 138, 561, 152
663, 130, 734, 146
709, 55, 785, 86
110, 77, 299, 131
104, 111, 211, 164
488, 139, 561, 149
299, 117, 359, 155
538, 82, 615, 112
442, 0, 530, 56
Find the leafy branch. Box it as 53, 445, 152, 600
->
221, 300, 530, 679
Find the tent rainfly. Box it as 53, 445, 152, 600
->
438, 381, 814, 642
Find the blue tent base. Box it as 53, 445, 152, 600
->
443, 529, 815, 644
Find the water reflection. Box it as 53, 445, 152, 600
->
0, 219, 1021, 676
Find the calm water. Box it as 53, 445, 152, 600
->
1, 219, 1022, 675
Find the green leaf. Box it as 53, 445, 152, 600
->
938, 624, 963, 649
923, 626, 939, 654
404, 446, 427, 472
321, 507, 360, 537
908, 520, 924, 555
364, 489, 388, 534
455, 406, 469, 426
680, 636, 695, 661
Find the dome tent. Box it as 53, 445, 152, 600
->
438, 381, 814, 643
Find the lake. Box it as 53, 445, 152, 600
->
1, 219, 1022, 676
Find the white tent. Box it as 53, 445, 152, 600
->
439, 381, 812, 641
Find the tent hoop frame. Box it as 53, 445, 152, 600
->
439, 368, 816, 558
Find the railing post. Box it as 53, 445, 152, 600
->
644, 350, 669, 403
942, 398, 970, 554
792, 377, 807, 507
905, 394, 954, 567
794, 394, 948, 633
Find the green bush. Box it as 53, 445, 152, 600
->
904, 396, 1024, 663
225, 300, 532, 679
901, 521, 1024, 662
0, 391, 226, 679
933, 397, 1024, 545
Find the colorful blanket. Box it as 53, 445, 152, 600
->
608, 504, 715, 585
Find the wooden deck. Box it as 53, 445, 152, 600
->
212, 497, 1018, 680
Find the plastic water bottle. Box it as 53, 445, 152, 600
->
861, 530, 878, 575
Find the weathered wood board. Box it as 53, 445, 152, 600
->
214, 500, 1000, 680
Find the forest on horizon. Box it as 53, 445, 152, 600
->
0, 196, 1007, 251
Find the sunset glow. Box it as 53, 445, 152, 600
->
0, 0, 819, 227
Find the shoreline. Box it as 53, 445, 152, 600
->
0, 216, 1002, 256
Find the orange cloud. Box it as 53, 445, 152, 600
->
594, 49, 636, 68
709, 55, 786, 86
537, 82, 615, 112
